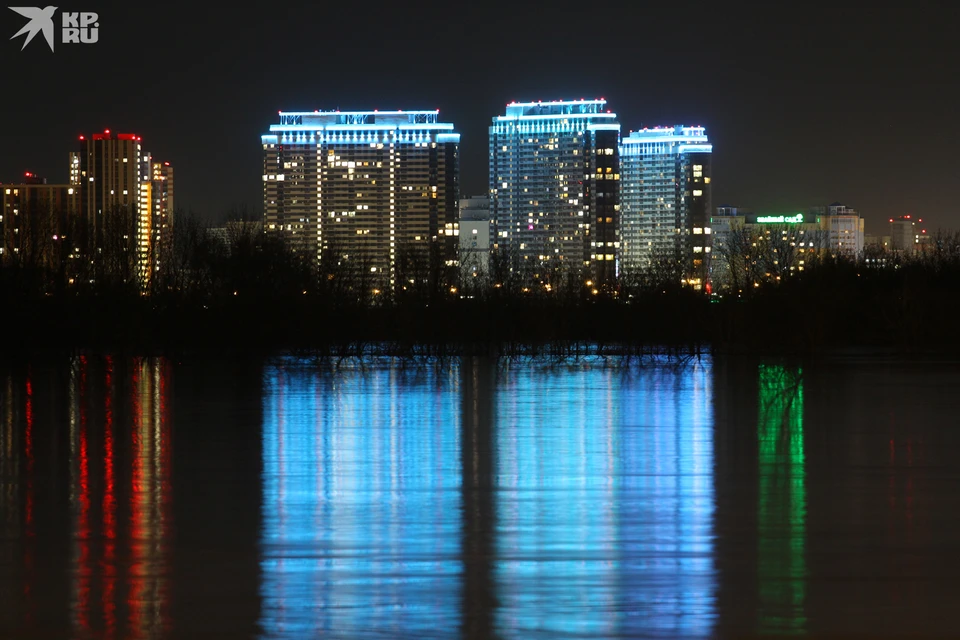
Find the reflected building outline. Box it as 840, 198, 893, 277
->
493, 360, 717, 638
258, 361, 463, 639
756, 364, 807, 635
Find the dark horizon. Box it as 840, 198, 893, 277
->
2, 1, 957, 232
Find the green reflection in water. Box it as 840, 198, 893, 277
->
757, 364, 806, 635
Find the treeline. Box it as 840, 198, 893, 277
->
4, 209, 960, 356
711, 229, 960, 354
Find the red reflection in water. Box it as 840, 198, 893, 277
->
25, 372, 33, 530
24, 370, 34, 624
77, 355, 92, 634
129, 359, 145, 639
159, 359, 172, 636
103, 356, 117, 635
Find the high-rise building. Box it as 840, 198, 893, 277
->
488, 99, 621, 288
71, 131, 142, 252
140, 154, 175, 278
262, 110, 460, 293
0, 173, 78, 267
71, 130, 173, 283
459, 196, 490, 278
620, 126, 713, 288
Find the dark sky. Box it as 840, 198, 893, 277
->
3, 1, 958, 233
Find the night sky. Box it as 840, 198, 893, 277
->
3, 1, 957, 233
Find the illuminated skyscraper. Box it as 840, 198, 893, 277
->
71, 131, 173, 284
489, 99, 621, 288
140, 154, 175, 279
620, 126, 712, 288
71, 131, 142, 251
262, 110, 460, 293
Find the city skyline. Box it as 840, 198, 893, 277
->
2, 2, 957, 231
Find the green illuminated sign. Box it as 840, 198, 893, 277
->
756, 214, 804, 224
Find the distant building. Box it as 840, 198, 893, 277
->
711, 203, 865, 287
0, 172, 78, 267
620, 126, 713, 289
71, 130, 174, 285
206, 220, 263, 254
459, 196, 490, 278
141, 154, 175, 276
710, 209, 827, 289
889, 215, 918, 254
262, 110, 460, 294
489, 99, 620, 288
205, 226, 230, 248
864, 234, 890, 250
809, 202, 864, 258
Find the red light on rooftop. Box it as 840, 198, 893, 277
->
25, 171, 32, 177
104, 129, 110, 134
163, 162, 170, 166
79, 135, 84, 140
889, 219, 893, 223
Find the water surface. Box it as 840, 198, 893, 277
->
1, 354, 958, 638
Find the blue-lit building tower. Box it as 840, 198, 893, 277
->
262, 110, 460, 295
489, 100, 621, 289
620, 126, 712, 288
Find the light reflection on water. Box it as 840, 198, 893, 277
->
3, 354, 960, 638
259, 363, 463, 639
492, 361, 715, 638
256, 357, 718, 639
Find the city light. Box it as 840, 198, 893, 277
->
757, 214, 804, 224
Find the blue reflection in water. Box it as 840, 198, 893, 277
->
258, 361, 462, 639
494, 358, 716, 639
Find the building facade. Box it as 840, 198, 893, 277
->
71, 131, 173, 285
0, 173, 78, 267
140, 154, 175, 280
809, 202, 864, 258
620, 126, 712, 288
710, 209, 838, 290
459, 196, 490, 279
890, 215, 918, 254
488, 99, 621, 289
262, 110, 460, 294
